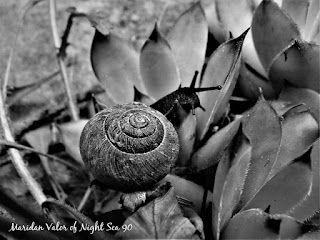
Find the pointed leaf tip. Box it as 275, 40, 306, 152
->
266, 217, 282, 234
197, 29, 247, 140
252, 0, 301, 71
166, 1, 208, 87
149, 22, 161, 43
140, 24, 180, 100
91, 31, 141, 103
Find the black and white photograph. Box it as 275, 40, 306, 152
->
0, 0, 319, 239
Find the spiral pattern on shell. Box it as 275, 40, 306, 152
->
79, 102, 179, 192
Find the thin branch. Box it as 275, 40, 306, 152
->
7, 69, 59, 106
49, 0, 79, 121
0, 139, 83, 171
0, 94, 47, 206
39, 155, 68, 201
60, 10, 86, 58
77, 186, 93, 211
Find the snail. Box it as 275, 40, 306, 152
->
151, 71, 222, 126
79, 102, 179, 192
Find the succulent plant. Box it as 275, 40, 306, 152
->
1, 1, 318, 240
203, 0, 320, 101
83, 1, 320, 239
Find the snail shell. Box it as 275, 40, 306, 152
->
79, 102, 179, 192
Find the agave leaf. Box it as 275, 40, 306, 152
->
191, 117, 241, 172
289, 139, 319, 221
237, 62, 276, 101
296, 230, 320, 240
162, 174, 212, 215
167, 2, 208, 87
116, 186, 200, 239
214, 0, 267, 77
212, 127, 251, 240
91, 30, 141, 104
277, 214, 306, 239
57, 119, 88, 164
201, 0, 224, 42
239, 94, 282, 207
281, 0, 310, 32
270, 100, 306, 116
197, 29, 248, 140
133, 87, 155, 105
268, 41, 320, 94
140, 24, 180, 100
175, 108, 197, 166
221, 209, 280, 239
304, 0, 320, 43
278, 85, 320, 122
91, 94, 108, 113
242, 148, 313, 214
252, 0, 301, 71
269, 111, 319, 177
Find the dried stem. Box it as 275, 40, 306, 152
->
7, 69, 60, 106
49, 0, 79, 121
77, 186, 93, 211
60, 10, 86, 58
0, 94, 47, 206
39, 155, 67, 201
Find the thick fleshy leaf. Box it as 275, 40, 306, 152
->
221, 209, 280, 239
252, 0, 301, 71
91, 94, 108, 113
237, 62, 276, 101
269, 41, 320, 94
175, 110, 197, 167
281, 0, 310, 32
296, 230, 320, 240
191, 117, 241, 171
197, 29, 248, 140
239, 94, 282, 207
269, 111, 319, 176
222, 208, 307, 240
161, 174, 212, 215
140, 24, 180, 100
91, 31, 142, 104
242, 149, 313, 214
116, 186, 200, 239
270, 96, 310, 116
278, 86, 320, 122
133, 87, 155, 105
201, 0, 224, 42
289, 139, 320, 221
57, 119, 88, 164
276, 214, 306, 239
212, 128, 251, 240
167, 2, 208, 87
214, 0, 267, 77
304, 0, 320, 42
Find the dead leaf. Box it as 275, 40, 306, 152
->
116, 186, 201, 239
